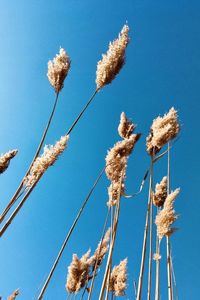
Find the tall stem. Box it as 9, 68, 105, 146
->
87, 207, 110, 300
0, 89, 99, 236
36, 166, 105, 300
166, 142, 173, 300
155, 235, 160, 300
98, 172, 124, 300
0, 92, 60, 223
147, 157, 154, 300
136, 159, 153, 300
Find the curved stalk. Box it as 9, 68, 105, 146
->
155, 236, 160, 300
0, 92, 60, 223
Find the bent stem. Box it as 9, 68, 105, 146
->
136, 158, 154, 300
0, 89, 99, 236
0, 92, 60, 223
36, 166, 105, 300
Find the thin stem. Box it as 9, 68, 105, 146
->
136, 159, 154, 300
66, 89, 99, 136
98, 171, 124, 300
0, 92, 60, 223
87, 208, 110, 300
147, 157, 154, 300
166, 142, 173, 300
0, 174, 43, 237
0, 89, 99, 236
105, 206, 114, 300
155, 236, 160, 300
133, 281, 137, 300
170, 256, 178, 300
36, 166, 105, 300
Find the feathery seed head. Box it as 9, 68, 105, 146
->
118, 112, 136, 139
88, 228, 111, 268
0, 150, 18, 174
7, 289, 19, 300
155, 188, 180, 239
109, 258, 128, 296
47, 47, 71, 93
153, 176, 167, 207
66, 250, 91, 294
96, 25, 129, 89
146, 107, 180, 156
24, 135, 69, 187
153, 253, 161, 261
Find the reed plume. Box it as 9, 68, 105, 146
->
66, 250, 91, 294
153, 176, 167, 207
118, 112, 135, 139
155, 188, 180, 240
106, 113, 140, 207
88, 228, 111, 269
96, 25, 129, 89
47, 47, 71, 93
146, 107, 180, 156
24, 135, 69, 187
7, 289, 19, 300
0, 150, 18, 174
108, 258, 128, 296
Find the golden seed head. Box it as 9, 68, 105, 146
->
96, 25, 129, 89
118, 112, 136, 139
66, 250, 91, 294
47, 47, 71, 93
108, 258, 128, 296
0, 149, 18, 174
7, 289, 19, 300
155, 188, 180, 239
24, 135, 69, 187
153, 176, 167, 207
146, 107, 180, 156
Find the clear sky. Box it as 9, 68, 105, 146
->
0, 0, 199, 299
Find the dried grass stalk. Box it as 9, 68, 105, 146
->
108, 258, 128, 296
0, 150, 18, 174
153, 176, 167, 207
146, 107, 180, 156
155, 188, 180, 240
47, 47, 71, 93
7, 289, 19, 300
96, 25, 129, 89
66, 250, 91, 294
24, 135, 69, 187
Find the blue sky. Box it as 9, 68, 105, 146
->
0, 0, 199, 299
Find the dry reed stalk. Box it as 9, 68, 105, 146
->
166, 143, 173, 300
154, 236, 161, 300
86, 209, 111, 300
136, 158, 154, 300
98, 170, 124, 300
36, 166, 105, 300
